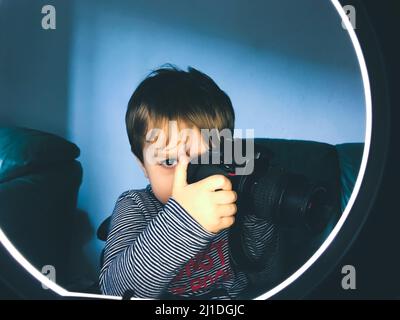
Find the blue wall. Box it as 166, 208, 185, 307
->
1, 0, 366, 282
0, 0, 71, 137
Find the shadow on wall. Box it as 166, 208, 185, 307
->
0, 0, 71, 138
65, 209, 98, 291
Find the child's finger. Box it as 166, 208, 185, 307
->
212, 190, 237, 204
219, 216, 236, 229
216, 203, 237, 217
196, 174, 232, 191
173, 151, 190, 189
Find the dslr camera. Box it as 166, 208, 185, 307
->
187, 138, 335, 234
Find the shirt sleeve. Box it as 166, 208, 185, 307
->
99, 194, 216, 298
239, 214, 281, 288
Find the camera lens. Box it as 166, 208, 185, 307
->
251, 167, 333, 234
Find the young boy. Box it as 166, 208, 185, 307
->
99, 65, 279, 299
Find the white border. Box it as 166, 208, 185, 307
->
0, 0, 372, 300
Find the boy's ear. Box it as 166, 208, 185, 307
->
135, 157, 148, 179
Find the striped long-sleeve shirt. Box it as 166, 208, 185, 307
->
99, 184, 279, 299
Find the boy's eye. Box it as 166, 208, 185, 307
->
160, 158, 178, 168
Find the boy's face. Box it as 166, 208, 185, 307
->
139, 121, 209, 204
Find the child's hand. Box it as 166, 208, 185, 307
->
171, 152, 237, 234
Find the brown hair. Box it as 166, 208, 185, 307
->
125, 64, 235, 162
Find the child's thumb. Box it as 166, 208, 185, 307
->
173, 152, 190, 189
